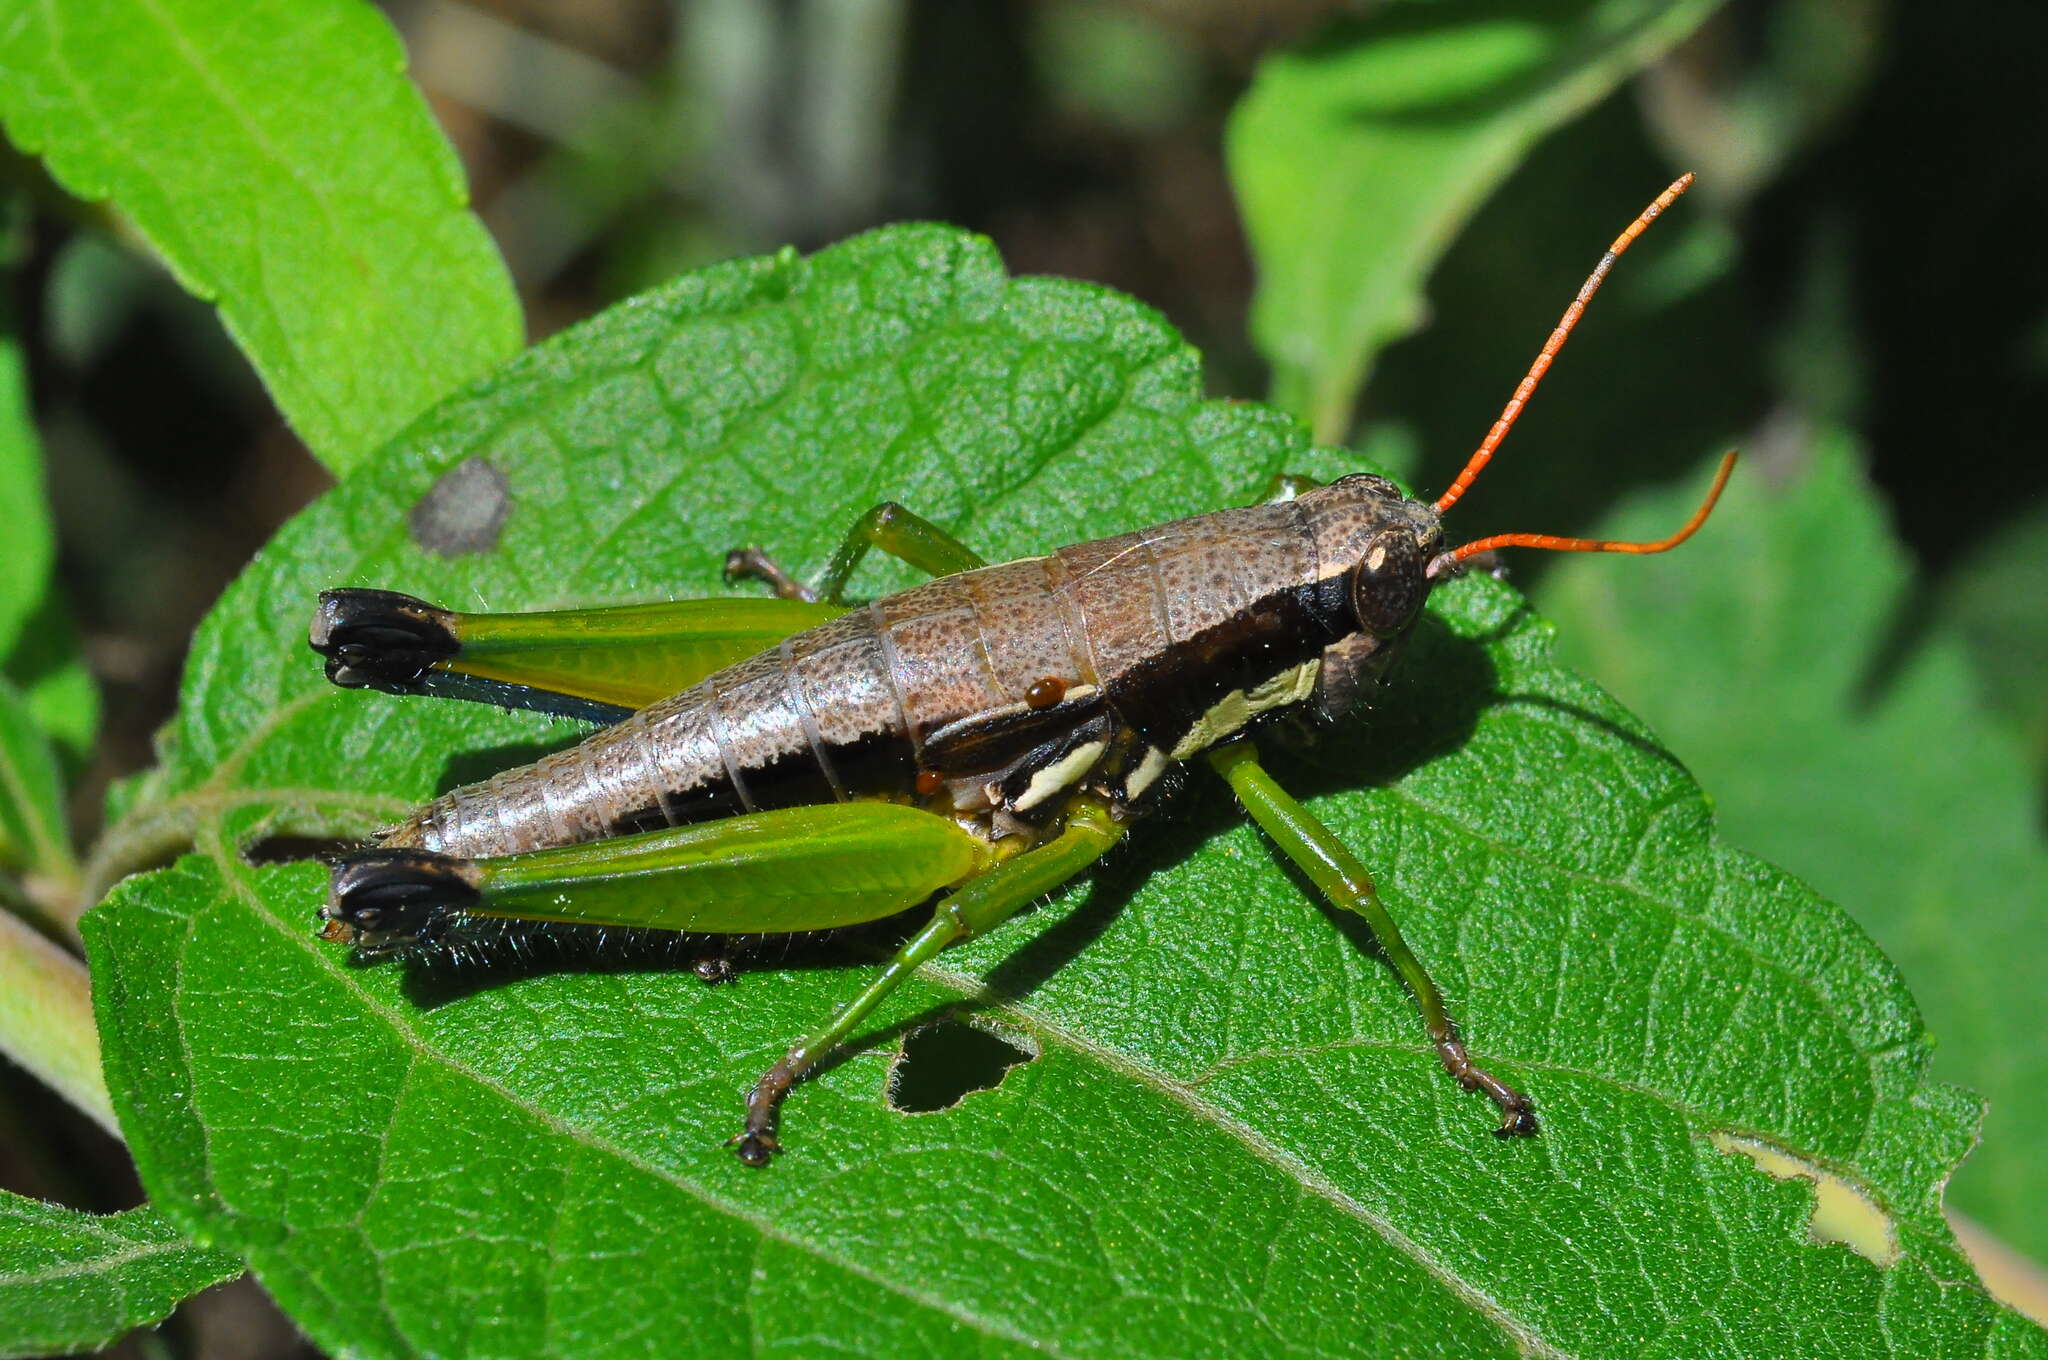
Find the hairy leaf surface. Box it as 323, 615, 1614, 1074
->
0, 1192, 241, 1357
89, 227, 2042, 1357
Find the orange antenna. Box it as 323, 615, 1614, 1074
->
1431, 451, 1737, 575
1432, 174, 1696, 517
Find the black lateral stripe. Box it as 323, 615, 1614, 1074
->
603, 723, 918, 838
1105, 577, 1354, 748
922, 690, 1106, 775
807, 725, 917, 802
995, 713, 1116, 815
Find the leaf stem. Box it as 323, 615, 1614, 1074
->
0, 905, 118, 1139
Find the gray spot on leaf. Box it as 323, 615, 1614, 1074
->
410, 457, 510, 557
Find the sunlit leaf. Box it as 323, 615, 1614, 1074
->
1541, 437, 2048, 1264
0, 0, 522, 471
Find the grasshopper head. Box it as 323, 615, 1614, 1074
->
1306, 474, 1446, 641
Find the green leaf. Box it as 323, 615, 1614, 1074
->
0, 1192, 241, 1358
0, 674, 69, 882
9, 622, 98, 771
0, 188, 97, 768
88, 227, 2042, 1356
1539, 437, 2048, 1266
0, 0, 523, 472
0, 231, 51, 661
1939, 500, 2048, 783
1229, 0, 1725, 442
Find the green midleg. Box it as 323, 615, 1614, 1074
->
1203, 740, 1536, 1137
727, 501, 989, 605
733, 797, 1125, 1165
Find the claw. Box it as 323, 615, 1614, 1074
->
1436, 1034, 1537, 1138
1493, 1098, 1540, 1139
727, 1131, 780, 1167
730, 1052, 805, 1165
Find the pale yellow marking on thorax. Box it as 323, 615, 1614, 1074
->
1010, 740, 1109, 812
1168, 659, 1321, 761
1125, 745, 1172, 799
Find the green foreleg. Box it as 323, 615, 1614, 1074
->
1203, 741, 1536, 1137
726, 501, 989, 606
733, 797, 1125, 1165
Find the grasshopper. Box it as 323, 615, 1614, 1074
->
311, 177, 1732, 1165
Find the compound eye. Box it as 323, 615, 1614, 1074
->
350, 906, 386, 933
1350, 531, 1428, 637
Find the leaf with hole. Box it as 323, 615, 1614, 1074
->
86, 226, 2043, 1357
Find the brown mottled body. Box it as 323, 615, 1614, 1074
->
385, 475, 1441, 860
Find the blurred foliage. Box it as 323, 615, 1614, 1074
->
1541, 438, 2048, 1259
0, 202, 52, 662
1940, 503, 2048, 791
0, 0, 2038, 1352
1229, 0, 1724, 442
